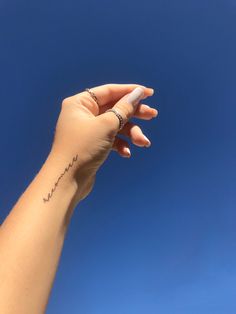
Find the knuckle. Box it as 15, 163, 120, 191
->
116, 104, 130, 120
104, 84, 113, 98
101, 111, 112, 123
61, 97, 71, 107
120, 121, 137, 136
126, 121, 136, 128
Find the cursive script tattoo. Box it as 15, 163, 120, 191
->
43, 154, 79, 203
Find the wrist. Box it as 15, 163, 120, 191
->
37, 151, 79, 211
46, 149, 80, 182
46, 149, 95, 203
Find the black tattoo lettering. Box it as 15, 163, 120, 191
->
43, 154, 79, 203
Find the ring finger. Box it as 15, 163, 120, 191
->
99, 102, 158, 120
118, 121, 151, 147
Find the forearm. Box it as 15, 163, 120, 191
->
0, 83, 155, 313
0, 151, 83, 314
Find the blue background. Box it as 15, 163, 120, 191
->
0, 0, 236, 313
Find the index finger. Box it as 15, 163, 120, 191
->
75, 83, 154, 107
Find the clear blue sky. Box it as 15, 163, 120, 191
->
0, 0, 235, 313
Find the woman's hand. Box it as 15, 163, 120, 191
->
0, 83, 158, 314
50, 83, 158, 200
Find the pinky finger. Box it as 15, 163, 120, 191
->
112, 137, 131, 158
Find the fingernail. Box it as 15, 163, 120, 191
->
126, 87, 145, 106
124, 147, 131, 157
152, 109, 158, 117
140, 86, 154, 95
148, 88, 155, 95
143, 135, 151, 147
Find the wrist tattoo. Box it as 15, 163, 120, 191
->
43, 154, 79, 203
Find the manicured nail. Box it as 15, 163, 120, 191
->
152, 109, 158, 117
143, 135, 151, 147
140, 86, 154, 95
126, 87, 145, 106
148, 88, 155, 95
124, 147, 131, 157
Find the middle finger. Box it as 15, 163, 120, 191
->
99, 102, 158, 120
118, 121, 151, 147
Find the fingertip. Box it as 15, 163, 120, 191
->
140, 87, 154, 98
152, 108, 158, 117
147, 88, 155, 96
140, 86, 154, 95
123, 147, 131, 157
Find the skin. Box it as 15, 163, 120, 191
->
0, 83, 158, 313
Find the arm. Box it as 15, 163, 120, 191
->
0, 84, 156, 314
0, 151, 89, 314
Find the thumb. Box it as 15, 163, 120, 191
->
98, 86, 146, 135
